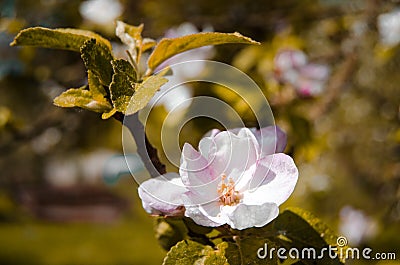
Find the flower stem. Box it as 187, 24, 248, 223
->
233, 235, 245, 265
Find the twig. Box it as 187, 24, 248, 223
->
0, 111, 63, 154
113, 112, 166, 178
308, 0, 381, 120
308, 52, 358, 120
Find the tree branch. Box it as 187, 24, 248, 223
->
114, 112, 166, 178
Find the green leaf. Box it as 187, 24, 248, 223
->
0, 107, 11, 128
111, 59, 137, 82
88, 70, 107, 98
162, 240, 207, 265
54, 87, 112, 113
183, 217, 214, 236
10, 27, 112, 51
81, 39, 114, 86
101, 108, 117, 119
163, 240, 228, 265
115, 21, 142, 58
108, 59, 137, 113
147, 32, 260, 70
125, 69, 169, 115
274, 208, 338, 249
142, 38, 157, 52
116, 21, 144, 43
224, 238, 278, 265
115, 21, 156, 51
155, 218, 188, 251
200, 242, 229, 265
271, 207, 345, 265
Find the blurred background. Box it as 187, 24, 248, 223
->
0, 0, 399, 264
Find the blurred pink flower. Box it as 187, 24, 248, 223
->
339, 206, 378, 246
274, 49, 330, 97
138, 126, 298, 230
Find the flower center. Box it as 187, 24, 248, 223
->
217, 174, 241, 206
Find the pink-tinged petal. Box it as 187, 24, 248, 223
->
198, 128, 221, 160
198, 136, 217, 161
299, 64, 330, 81
138, 173, 187, 216
184, 201, 225, 227
209, 128, 259, 183
203, 128, 221, 138
243, 153, 298, 206
253, 126, 287, 156
220, 127, 257, 136
222, 202, 279, 230
183, 186, 220, 206
180, 143, 215, 186
296, 78, 324, 97
282, 68, 300, 85
274, 49, 307, 71
180, 143, 221, 202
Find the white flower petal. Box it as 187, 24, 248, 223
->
244, 153, 298, 206
138, 125, 298, 230
185, 201, 225, 227
198, 135, 217, 160
138, 173, 187, 215
182, 181, 220, 205
222, 203, 279, 230
275, 49, 308, 71
209, 129, 259, 182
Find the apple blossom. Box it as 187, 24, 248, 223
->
274, 49, 330, 97
138, 126, 298, 230
339, 206, 378, 246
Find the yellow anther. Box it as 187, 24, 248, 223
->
217, 174, 241, 206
